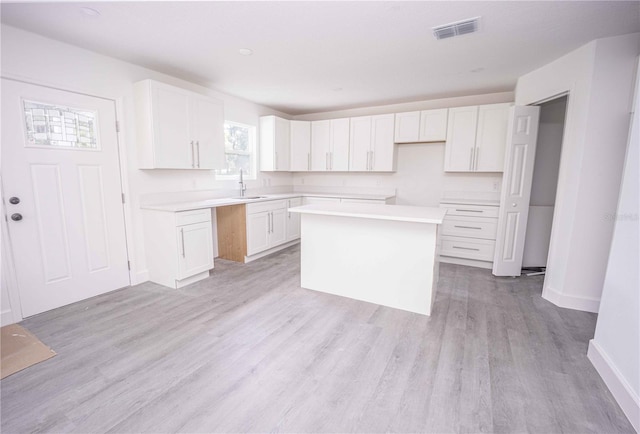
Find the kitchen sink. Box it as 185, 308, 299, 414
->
232, 196, 267, 200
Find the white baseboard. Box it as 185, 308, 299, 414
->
542, 285, 600, 313
588, 340, 640, 432
132, 270, 149, 286
244, 240, 300, 263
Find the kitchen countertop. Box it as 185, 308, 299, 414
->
289, 203, 447, 224
141, 192, 396, 212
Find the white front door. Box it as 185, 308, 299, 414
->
2, 79, 130, 317
493, 105, 541, 276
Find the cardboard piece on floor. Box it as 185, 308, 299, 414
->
1, 324, 56, 380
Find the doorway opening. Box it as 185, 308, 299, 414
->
521, 95, 568, 278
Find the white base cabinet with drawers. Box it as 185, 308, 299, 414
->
143, 209, 214, 288
439, 201, 499, 269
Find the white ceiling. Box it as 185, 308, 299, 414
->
2, 1, 639, 115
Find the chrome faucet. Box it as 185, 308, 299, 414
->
238, 169, 247, 197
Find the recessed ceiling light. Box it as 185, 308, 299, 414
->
238, 48, 253, 56
80, 7, 101, 18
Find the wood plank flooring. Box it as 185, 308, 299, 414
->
1, 245, 634, 433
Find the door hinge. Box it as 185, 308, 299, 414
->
121, 193, 125, 204
127, 261, 131, 270
115, 121, 120, 133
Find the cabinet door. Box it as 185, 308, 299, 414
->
290, 121, 311, 171
176, 222, 213, 280
269, 208, 287, 247
444, 106, 478, 172
246, 211, 269, 256
286, 198, 302, 241
349, 116, 372, 171
151, 83, 193, 168
191, 95, 225, 169
274, 116, 290, 171
330, 118, 350, 171
370, 114, 395, 171
311, 120, 331, 171
394, 111, 420, 143
419, 108, 448, 142
475, 103, 511, 172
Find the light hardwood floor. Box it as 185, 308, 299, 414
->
1, 245, 634, 433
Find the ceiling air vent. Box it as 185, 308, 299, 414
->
433, 17, 480, 40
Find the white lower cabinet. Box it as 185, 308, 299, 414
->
438, 201, 499, 268
246, 200, 288, 256
286, 197, 303, 241
144, 209, 214, 289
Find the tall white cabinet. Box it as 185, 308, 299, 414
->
134, 79, 225, 169
311, 118, 350, 171
349, 114, 395, 171
444, 103, 511, 172
290, 121, 312, 171
260, 115, 290, 171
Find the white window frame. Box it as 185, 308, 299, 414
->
216, 120, 257, 180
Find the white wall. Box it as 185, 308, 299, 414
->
0, 25, 292, 288
291, 92, 514, 206
588, 57, 640, 432
516, 32, 640, 312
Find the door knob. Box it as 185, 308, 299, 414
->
512, 203, 517, 207
11, 213, 23, 221
9, 197, 20, 205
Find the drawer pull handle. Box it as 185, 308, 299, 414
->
454, 225, 483, 230
453, 246, 480, 251
455, 209, 483, 213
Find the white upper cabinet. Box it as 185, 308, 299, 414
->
290, 121, 311, 171
311, 118, 350, 171
444, 103, 511, 172
419, 108, 448, 142
475, 104, 511, 172
135, 79, 224, 169
394, 111, 421, 143
260, 115, 290, 171
445, 106, 479, 172
394, 109, 448, 143
350, 114, 395, 172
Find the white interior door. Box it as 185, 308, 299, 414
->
493, 105, 541, 276
1, 79, 130, 317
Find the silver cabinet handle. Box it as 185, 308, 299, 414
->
455, 209, 483, 213
196, 140, 200, 168
454, 225, 483, 230
191, 141, 195, 168
469, 148, 474, 171
474, 147, 479, 170
180, 228, 186, 257
453, 245, 480, 251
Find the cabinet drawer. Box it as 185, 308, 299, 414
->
246, 199, 286, 215
442, 216, 497, 240
440, 236, 495, 261
175, 209, 211, 226
440, 204, 499, 218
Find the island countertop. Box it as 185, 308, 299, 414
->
288, 203, 447, 224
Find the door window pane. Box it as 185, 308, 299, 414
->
23, 100, 100, 150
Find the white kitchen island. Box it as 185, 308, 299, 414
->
289, 203, 447, 316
